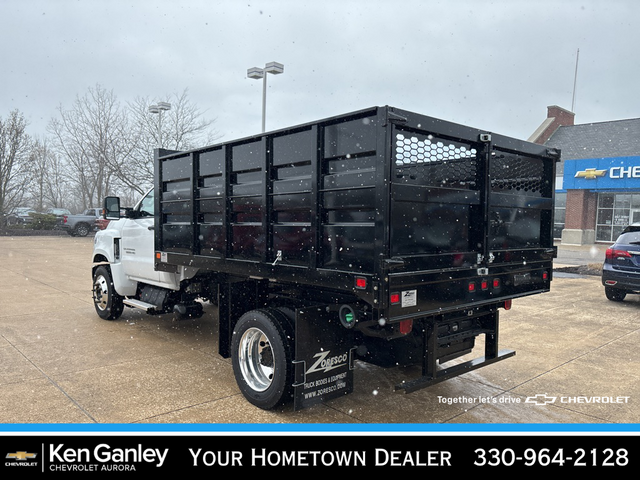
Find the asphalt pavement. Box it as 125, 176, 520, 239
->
554, 241, 610, 268
0, 236, 637, 429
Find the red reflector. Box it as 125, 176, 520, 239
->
399, 319, 413, 334
542, 271, 549, 280
468, 282, 476, 292
481, 280, 489, 290
504, 299, 512, 310
390, 293, 400, 304
493, 278, 500, 288
355, 277, 367, 289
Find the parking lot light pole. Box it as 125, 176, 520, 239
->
247, 62, 284, 132
149, 101, 171, 148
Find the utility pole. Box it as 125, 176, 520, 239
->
571, 48, 580, 113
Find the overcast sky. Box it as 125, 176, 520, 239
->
2, 0, 639, 145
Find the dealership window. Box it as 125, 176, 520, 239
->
596, 193, 640, 242
554, 192, 566, 239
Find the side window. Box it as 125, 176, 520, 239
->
138, 190, 154, 217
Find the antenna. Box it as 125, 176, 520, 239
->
571, 48, 580, 112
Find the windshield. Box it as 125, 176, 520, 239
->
138, 189, 154, 217
616, 231, 640, 244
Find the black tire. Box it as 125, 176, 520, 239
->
231, 309, 294, 410
74, 223, 90, 237
605, 286, 627, 302
92, 265, 124, 320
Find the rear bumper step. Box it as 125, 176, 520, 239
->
394, 349, 515, 394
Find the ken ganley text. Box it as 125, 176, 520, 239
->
49, 444, 168, 472
190, 448, 452, 467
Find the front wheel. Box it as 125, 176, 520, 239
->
231, 309, 294, 410
92, 265, 124, 320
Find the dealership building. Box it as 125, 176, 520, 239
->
529, 105, 640, 245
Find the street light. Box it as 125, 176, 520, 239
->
247, 61, 284, 132
149, 101, 171, 148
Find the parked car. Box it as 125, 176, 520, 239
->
602, 224, 640, 301
61, 208, 102, 237
6, 207, 37, 225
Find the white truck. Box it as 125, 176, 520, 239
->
92, 106, 559, 410
92, 189, 203, 320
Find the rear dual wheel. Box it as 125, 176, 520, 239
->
231, 309, 294, 410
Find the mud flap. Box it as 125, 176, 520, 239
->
292, 307, 355, 410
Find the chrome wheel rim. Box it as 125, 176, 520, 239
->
93, 274, 109, 311
238, 327, 274, 392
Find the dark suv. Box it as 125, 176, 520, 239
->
602, 225, 640, 301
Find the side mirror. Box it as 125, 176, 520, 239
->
104, 196, 121, 220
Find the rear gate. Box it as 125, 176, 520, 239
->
388, 123, 556, 319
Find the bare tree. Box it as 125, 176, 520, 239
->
27, 138, 70, 210
27, 138, 48, 211
0, 110, 31, 216
44, 86, 221, 209
48, 84, 134, 210
121, 89, 221, 194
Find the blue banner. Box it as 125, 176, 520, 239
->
563, 156, 640, 191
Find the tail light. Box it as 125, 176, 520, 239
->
63, 215, 68, 224
399, 319, 413, 335
606, 248, 631, 261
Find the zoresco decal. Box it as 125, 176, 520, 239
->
306, 351, 349, 375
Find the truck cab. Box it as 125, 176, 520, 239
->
92, 188, 202, 320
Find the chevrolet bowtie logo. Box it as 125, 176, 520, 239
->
6, 451, 37, 460
574, 168, 607, 179
525, 394, 557, 406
